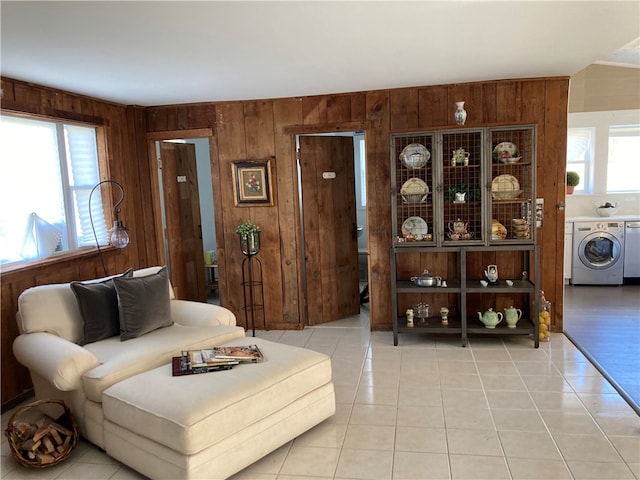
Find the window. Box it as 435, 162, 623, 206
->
566, 127, 593, 193
607, 124, 640, 192
0, 115, 107, 265
567, 110, 640, 195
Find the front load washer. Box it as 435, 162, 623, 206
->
571, 221, 625, 285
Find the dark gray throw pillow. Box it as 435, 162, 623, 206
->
71, 269, 134, 346
114, 266, 173, 341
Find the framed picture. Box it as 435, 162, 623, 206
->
231, 160, 273, 206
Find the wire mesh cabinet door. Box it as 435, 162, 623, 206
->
486, 125, 537, 245
439, 129, 485, 245
391, 132, 436, 246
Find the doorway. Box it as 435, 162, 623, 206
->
150, 135, 218, 303
296, 132, 368, 326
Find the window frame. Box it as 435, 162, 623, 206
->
0, 111, 113, 269
568, 109, 640, 195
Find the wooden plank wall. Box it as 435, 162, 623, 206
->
1, 76, 568, 411
146, 77, 569, 336
0, 79, 160, 410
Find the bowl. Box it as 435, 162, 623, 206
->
492, 190, 523, 201
401, 194, 427, 204
499, 156, 521, 164
595, 206, 618, 217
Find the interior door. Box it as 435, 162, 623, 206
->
299, 136, 360, 325
159, 142, 206, 301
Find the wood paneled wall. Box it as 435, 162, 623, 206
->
0, 79, 160, 410
147, 77, 569, 336
1, 76, 569, 411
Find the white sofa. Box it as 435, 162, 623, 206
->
13, 266, 336, 479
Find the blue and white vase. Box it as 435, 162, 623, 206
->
455, 101, 467, 126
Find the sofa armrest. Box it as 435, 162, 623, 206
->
13, 332, 100, 392
171, 300, 237, 327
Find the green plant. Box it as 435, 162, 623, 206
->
566, 171, 580, 187
235, 220, 261, 236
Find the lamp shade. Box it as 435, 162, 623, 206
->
109, 220, 129, 249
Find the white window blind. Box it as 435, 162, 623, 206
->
0, 115, 106, 264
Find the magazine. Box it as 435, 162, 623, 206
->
210, 344, 263, 363
171, 351, 238, 376
171, 345, 263, 376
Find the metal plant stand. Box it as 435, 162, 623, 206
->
241, 250, 264, 337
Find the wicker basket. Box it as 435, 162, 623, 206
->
5, 399, 78, 468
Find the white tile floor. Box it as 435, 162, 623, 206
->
2, 309, 639, 480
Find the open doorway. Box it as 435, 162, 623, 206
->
151, 136, 219, 303
296, 131, 368, 326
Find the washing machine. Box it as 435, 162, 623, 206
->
572, 221, 625, 285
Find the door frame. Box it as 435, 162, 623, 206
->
145, 128, 224, 299
289, 125, 369, 326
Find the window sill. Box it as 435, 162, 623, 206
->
0, 246, 118, 275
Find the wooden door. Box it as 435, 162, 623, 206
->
159, 142, 206, 301
299, 136, 360, 325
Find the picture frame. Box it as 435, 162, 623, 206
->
231, 160, 274, 206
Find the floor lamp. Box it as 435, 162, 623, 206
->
89, 180, 130, 276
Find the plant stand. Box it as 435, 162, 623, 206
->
241, 254, 264, 337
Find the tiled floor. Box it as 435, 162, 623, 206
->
3, 306, 639, 479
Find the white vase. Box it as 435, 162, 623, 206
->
455, 101, 467, 126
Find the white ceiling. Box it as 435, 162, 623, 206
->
1, 1, 639, 107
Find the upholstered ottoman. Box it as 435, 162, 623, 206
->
101, 337, 335, 479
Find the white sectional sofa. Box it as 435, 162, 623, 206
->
12, 266, 335, 479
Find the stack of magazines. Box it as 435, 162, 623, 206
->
172, 345, 263, 376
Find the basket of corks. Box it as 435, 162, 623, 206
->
5, 399, 78, 468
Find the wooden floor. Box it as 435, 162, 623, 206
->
563, 284, 640, 415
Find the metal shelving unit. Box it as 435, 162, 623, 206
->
390, 125, 540, 347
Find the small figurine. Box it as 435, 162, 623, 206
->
406, 308, 414, 327
440, 306, 449, 326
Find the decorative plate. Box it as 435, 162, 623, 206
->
401, 216, 428, 239
492, 174, 520, 192
400, 178, 429, 204
493, 142, 519, 162
400, 143, 430, 168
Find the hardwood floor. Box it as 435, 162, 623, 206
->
563, 284, 640, 415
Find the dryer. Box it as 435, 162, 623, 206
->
572, 221, 624, 285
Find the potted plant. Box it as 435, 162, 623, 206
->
235, 220, 261, 255
566, 171, 580, 194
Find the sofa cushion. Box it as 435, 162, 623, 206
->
71, 269, 133, 345
82, 323, 246, 402
114, 267, 173, 341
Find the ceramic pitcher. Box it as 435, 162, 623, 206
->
504, 306, 522, 328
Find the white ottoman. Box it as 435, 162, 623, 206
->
101, 337, 335, 479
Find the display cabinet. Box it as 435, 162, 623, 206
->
391, 125, 536, 247
390, 125, 539, 347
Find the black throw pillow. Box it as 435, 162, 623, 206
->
71, 269, 133, 345
113, 266, 173, 341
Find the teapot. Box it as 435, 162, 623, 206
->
478, 308, 503, 329
449, 218, 469, 234
451, 148, 470, 166
484, 264, 498, 284
504, 306, 523, 328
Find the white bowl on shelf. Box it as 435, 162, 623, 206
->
595, 206, 618, 217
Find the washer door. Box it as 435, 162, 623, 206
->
577, 232, 622, 270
